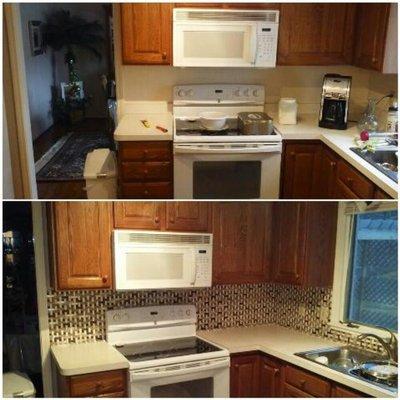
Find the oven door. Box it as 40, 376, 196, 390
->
173, 21, 257, 67
130, 357, 230, 398
173, 143, 282, 199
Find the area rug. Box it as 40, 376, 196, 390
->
36, 132, 113, 181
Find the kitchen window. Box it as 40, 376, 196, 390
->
331, 202, 398, 335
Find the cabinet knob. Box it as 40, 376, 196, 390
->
273, 368, 280, 376
169, 217, 175, 223
299, 379, 306, 388
290, 152, 296, 157
155, 217, 160, 223
162, 52, 167, 60
102, 275, 108, 283
144, 169, 148, 174
144, 190, 149, 195
330, 161, 336, 168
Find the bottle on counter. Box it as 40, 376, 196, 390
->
386, 100, 398, 133
278, 98, 298, 125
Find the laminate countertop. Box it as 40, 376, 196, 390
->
51, 341, 129, 376
272, 113, 398, 198
197, 324, 396, 398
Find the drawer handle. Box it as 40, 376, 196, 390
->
102, 275, 108, 283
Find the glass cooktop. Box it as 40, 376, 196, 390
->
175, 118, 276, 136
115, 337, 222, 362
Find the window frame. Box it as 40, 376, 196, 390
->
330, 202, 398, 337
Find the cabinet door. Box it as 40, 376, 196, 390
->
259, 356, 282, 397
332, 385, 364, 398
230, 354, 260, 397
281, 142, 321, 199
165, 202, 210, 232
353, 4, 390, 71
114, 202, 165, 229
51, 202, 113, 290
315, 146, 338, 198
272, 203, 306, 285
213, 203, 271, 284
121, 4, 172, 64
278, 4, 356, 65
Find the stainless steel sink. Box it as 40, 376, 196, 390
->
350, 147, 398, 182
295, 346, 397, 393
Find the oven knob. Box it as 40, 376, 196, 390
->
234, 89, 242, 97
178, 89, 186, 97
186, 309, 191, 316
113, 313, 121, 321
253, 89, 260, 97
243, 89, 250, 97
187, 89, 194, 97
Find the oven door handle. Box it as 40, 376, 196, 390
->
130, 358, 230, 381
174, 144, 282, 154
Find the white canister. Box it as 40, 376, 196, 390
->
279, 98, 298, 125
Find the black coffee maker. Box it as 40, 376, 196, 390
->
318, 74, 352, 130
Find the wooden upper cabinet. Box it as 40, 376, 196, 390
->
165, 202, 211, 232
114, 202, 164, 229
50, 202, 113, 290
272, 202, 337, 287
278, 4, 356, 65
121, 4, 172, 65
213, 202, 271, 285
353, 3, 391, 71
281, 141, 322, 199
230, 354, 260, 398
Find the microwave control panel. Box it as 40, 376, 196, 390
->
256, 24, 278, 66
195, 249, 212, 286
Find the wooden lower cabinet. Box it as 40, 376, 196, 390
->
57, 369, 128, 397
231, 353, 368, 398
281, 141, 393, 199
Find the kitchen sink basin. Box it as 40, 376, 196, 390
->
295, 346, 397, 393
350, 147, 398, 183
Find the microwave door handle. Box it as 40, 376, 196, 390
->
252, 25, 258, 65
191, 262, 198, 285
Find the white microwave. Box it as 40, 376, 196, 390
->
113, 230, 213, 290
173, 8, 279, 68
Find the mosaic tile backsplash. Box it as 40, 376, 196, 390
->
47, 283, 384, 353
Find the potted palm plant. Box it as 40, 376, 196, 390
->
43, 9, 104, 124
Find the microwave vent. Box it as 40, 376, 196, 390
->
175, 10, 279, 23
125, 232, 211, 245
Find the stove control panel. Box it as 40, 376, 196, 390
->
173, 84, 265, 104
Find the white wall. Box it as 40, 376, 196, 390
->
20, 3, 110, 141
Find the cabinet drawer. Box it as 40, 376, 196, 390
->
120, 161, 172, 181
337, 160, 375, 199
120, 182, 173, 199
281, 382, 312, 397
119, 141, 172, 161
284, 365, 331, 397
70, 370, 126, 397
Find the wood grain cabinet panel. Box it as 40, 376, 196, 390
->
230, 354, 260, 398
121, 3, 172, 64
281, 382, 312, 398
50, 202, 113, 290
212, 202, 271, 285
278, 4, 356, 65
331, 385, 366, 398
114, 202, 165, 229
259, 355, 282, 397
353, 3, 390, 71
315, 146, 338, 199
165, 202, 211, 232
281, 141, 322, 199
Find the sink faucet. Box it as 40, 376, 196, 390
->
357, 326, 398, 363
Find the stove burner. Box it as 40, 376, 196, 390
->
115, 337, 222, 363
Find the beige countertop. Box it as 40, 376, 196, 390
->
198, 325, 396, 398
51, 341, 129, 376
273, 114, 398, 198
114, 113, 173, 141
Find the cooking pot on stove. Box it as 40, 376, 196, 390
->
238, 112, 274, 135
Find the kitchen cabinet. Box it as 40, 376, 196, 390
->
57, 369, 128, 397
374, 187, 392, 199
353, 3, 391, 72
121, 3, 172, 65
272, 202, 337, 287
118, 141, 173, 199
212, 202, 271, 285
259, 355, 282, 397
280, 141, 321, 199
230, 354, 260, 397
316, 146, 338, 199
113, 202, 211, 232
331, 385, 365, 398
278, 4, 356, 65
49, 202, 113, 290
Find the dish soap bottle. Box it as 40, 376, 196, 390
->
386, 99, 398, 132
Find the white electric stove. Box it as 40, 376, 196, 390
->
173, 84, 282, 199
106, 305, 230, 398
